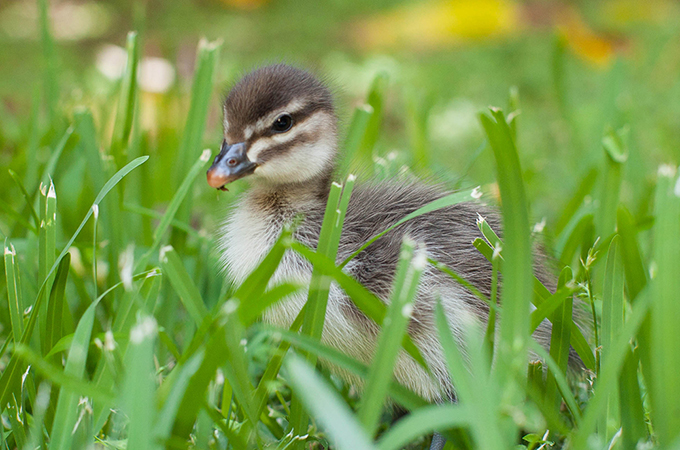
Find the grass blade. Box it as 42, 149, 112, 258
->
174, 39, 221, 188
600, 236, 624, 439
596, 126, 628, 240
528, 340, 581, 422
285, 354, 376, 450
649, 165, 680, 446
7, 169, 39, 229
124, 315, 159, 450
569, 286, 653, 449
358, 239, 424, 436
479, 108, 533, 399
136, 149, 211, 270
339, 105, 373, 174
38, 0, 57, 124
45, 253, 70, 356
4, 241, 23, 343
554, 167, 598, 236
110, 31, 140, 169
377, 404, 470, 450
49, 295, 101, 450
73, 108, 105, 193
356, 72, 388, 165
267, 326, 428, 411
435, 301, 505, 449
289, 179, 346, 439
544, 266, 574, 411
159, 245, 208, 326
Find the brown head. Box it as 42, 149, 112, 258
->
207, 64, 338, 190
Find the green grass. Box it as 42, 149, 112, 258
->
1, 5, 680, 449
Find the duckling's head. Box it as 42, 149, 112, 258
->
207, 64, 337, 190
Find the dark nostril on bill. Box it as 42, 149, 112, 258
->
227, 158, 238, 166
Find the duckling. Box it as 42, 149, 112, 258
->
207, 64, 572, 448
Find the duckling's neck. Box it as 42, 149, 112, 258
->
246, 171, 334, 218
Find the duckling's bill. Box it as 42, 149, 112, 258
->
207, 140, 258, 191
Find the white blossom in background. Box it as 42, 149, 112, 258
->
428, 98, 480, 146
0, 0, 112, 41
138, 57, 176, 93
96, 44, 128, 80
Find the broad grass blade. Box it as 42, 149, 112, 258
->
124, 315, 159, 450
569, 287, 653, 449
600, 236, 624, 439
265, 326, 427, 411
377, 404, 470, 450
544, 266, 574, 410
110, 31, 139, 169
45, 253, 70, 356
480, 108, 533, 400
285, 354, 376, 450
596, 126, 628, 240
339, 105, 373, 174
159, 245, 208, 326
554, 168, 598, 236
435, 301, 506, 449
649, 165, 680, 446
49, 296, 101, 450
358, 239, 424, 436
290, 179, 347, 440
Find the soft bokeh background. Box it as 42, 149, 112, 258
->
2, 0, 679, 230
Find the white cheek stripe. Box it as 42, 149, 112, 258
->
223, 104, 230, 135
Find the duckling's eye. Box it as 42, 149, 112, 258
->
272, 114, 293, 133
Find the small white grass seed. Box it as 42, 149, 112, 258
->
401, 303, 414, 318
47, 183, 56, 198
221, 299, 239, 315
649, 261, 657, 280
92, 204, 99, 219
471, 186, 483, 199
492, 242, 503, 260
130, 316, 157, 344
104, 330, 116, 351
119, 244, 135, 292
159, 245, 174, 263
658, 164, 676, 178
21, 365, 31, 389
200, 148, 212, 162
533, 217, 546, 233
412, 248, 428, 271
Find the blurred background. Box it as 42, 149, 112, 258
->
1, 0, 679, 232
